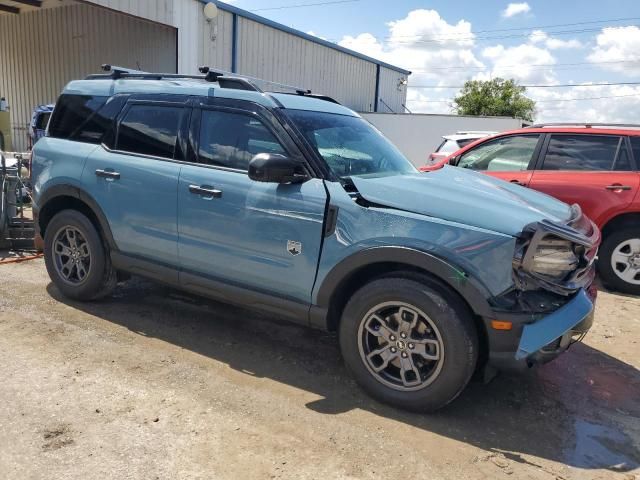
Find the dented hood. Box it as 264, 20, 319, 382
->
349, 166, 573, 236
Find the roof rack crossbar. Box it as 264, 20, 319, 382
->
527, 122, 640, 129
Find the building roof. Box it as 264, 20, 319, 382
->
204, 1, 411, 76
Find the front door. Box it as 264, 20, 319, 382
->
529, 134, 640, 226
177, 104, 327, 303
455, 133, 542, 187
82, 101, 187, 266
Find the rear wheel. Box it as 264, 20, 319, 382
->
339, 276, 478, 412
598, 228, 640, 295
44, 209, 117, 301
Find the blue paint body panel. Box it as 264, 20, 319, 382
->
81, 147, 180, 266
177, 165, 327, 302
351, 167, 573, 236
516, 289, 594, 360
313, 181, 517, 299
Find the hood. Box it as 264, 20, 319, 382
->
350, 166, 572, 236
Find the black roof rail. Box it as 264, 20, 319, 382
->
85, 64, 263, 92
527, 122, 640, 129
84, 65, 338, 102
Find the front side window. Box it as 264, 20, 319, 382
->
285, 109, 416, 178
458, 135, 539, 171
542, 135, 623, 171
117, 105, 182, 159
198, 110, 286, 170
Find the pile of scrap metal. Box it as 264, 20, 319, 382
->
0, 150, 35, 250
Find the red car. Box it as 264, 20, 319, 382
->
421, 124, 640, 295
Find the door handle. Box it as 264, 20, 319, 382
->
605, 184, 632, 191
189, 184, 222, 198
95, 169, 121, 180
510, 179, 526, 186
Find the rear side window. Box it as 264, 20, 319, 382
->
48, 95, 108, 143
541, 135, 626, 171
198, 110, 285, 170
630, 137, 640, 169
116, 105, 183, 159
458, 135, 539, 171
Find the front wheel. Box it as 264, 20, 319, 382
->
598, 228, 640, 295
339, 276, 478, 412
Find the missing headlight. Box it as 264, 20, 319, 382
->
530, 237, 579, 280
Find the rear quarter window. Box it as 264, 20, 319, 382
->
48, 95, 108, 142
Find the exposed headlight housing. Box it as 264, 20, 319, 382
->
513, 205, 600, 296
530, 237, 579, 280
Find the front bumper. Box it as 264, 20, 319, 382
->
487, 288, 595, 371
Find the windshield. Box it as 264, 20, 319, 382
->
284, 109, 416, 178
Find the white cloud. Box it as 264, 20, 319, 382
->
501, 2, 531, 18
531, 84, 640, 123
306, 31, 328, 41
338, 9, 484, 96
529, 30, 582, 50
588, 26, 640, 75
481, 43, 557, 84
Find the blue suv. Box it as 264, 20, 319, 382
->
32, 66, 599, 411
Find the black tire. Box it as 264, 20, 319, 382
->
597, 227, 640, 295
44, 209, 117, 301
339, 275, 478, 412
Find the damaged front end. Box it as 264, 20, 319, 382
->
512, 204, 600, 296
487, 205, 601, 370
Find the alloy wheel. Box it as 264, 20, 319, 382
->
358, 301, 445, 391
611, 238, 640, 286
52, 226, 92, 285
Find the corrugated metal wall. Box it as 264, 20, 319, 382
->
236, 17, 378, 112
0, 3, 176, 151
378, 66, 408, 114
82, 0, 175, 27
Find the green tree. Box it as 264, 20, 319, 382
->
452, 78, 536, 122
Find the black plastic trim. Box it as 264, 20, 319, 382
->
314, 247, 496, 326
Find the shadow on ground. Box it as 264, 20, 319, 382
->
47, 278, 640, 474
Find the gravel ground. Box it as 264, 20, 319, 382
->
0, 258, 638, 480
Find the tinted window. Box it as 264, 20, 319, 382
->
630, 137, 640, 170
542, 135, 622, 171
48, 95, 108, 142
35, 112, 51, 131
198, 110, 285, 170
458, 135, 539, 171
117, 105, 182, 159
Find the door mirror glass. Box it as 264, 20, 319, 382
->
248, 153, 308, 184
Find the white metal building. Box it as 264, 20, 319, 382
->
0, 0, 411, 151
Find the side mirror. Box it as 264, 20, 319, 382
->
449, 155, 459, 166
248, 153, 308, 184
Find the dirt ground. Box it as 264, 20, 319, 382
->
0, 258, 638, 480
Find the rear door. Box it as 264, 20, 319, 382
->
528, 134, 639, 226
82, 98, 187, 267
455, 134, 542, 187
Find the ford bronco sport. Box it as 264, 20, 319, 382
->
32, 66, 599, 412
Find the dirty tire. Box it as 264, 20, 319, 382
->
339, 276, 478, 412
44, 209, 116, 301
598, 227, 640, 296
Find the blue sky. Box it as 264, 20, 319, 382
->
222, 0, 640, 121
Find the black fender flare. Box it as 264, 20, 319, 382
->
35, 184, 117, 250
313, 246, 495, 328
